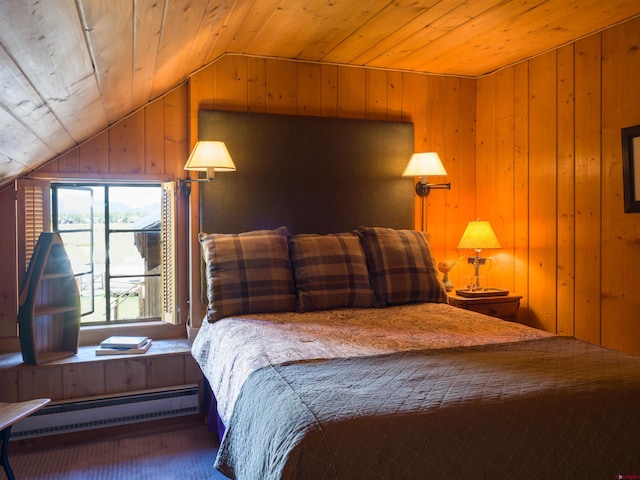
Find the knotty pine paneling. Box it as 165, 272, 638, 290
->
56, 148, 80, 173
268, 59, 302, 115
63, 362, 106, 398
494, 68, 516, 294
513, 62, 530, 317
475, 73, 497, 290
528, 52, 559, 334
163, 87, 190, 179
189, 63, 215, 120
147, 354, 185, 389
105, 357, 148, 394
423, 75, 449, 254
364, 68, 388, 121
488, 65, 525, 298
320, 64, 339, 117
475, 70, 520, 295
556, 43, 576, 337
573, 34, 602, 344
452, 77, 478, 291
401, 72, 429, 232
248, 57, 268, 113
337, 66, 366, 118
80, 133, 109, 175
442, 76, 473, 278
145, 99, 165, 175
298, 62, 323, 117
215, 55, 251, 113
601, 18, 640, 354
386, 71, 404, 122
477, 16, 640, 354
35, 85, 189, 178
108, 110, 146, 174
18, 366, 63, 401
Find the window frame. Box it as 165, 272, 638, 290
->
17, 178, 182, 340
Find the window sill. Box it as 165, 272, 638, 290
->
0, 322, 187, 355
0, 337, 192, 370
79, 321, 186, 347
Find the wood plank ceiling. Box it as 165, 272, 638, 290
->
1, 0, 639, 188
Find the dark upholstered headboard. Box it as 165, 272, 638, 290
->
198, 110, 415, 235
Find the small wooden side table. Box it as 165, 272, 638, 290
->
447, 293, 522, 322
0, 398, 50, 480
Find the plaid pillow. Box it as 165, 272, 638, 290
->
199, 227, 297, 322
357, 227, 447, 306
289, 233, 376, 312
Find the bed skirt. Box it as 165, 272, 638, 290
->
203, 379, 226, 442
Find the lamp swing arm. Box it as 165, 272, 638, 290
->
414, 179, 451, 197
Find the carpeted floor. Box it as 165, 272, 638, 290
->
7, 423, 230, 480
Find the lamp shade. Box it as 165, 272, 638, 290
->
402, 152, 447, 177
184, 141, 236, 178
457, 220, 501, 250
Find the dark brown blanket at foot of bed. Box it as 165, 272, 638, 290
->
215, 336, 640, 480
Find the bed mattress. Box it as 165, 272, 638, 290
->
191, 302, 552, 425
191, 303, 640, 479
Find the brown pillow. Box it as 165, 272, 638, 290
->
357, 227, 447, 306
199, 227, 297, 322
289, 233, 376, 312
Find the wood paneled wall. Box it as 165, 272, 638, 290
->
476, 16, 640, 354
1, 16, 639, 358
38, 87, 188, 179
0, 87, 191, 347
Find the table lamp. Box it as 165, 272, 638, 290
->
455, 220, 507, 297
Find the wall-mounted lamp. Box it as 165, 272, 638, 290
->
402, 152, 451, 197
402, 152, 450, 230
179, 141, 236, 194
456, 220, 506, 297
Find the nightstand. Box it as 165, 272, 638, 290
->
447, 293, 522, 322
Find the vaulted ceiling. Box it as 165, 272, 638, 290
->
1, 0, 639, 187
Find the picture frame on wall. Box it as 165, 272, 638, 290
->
622, 124, 640, 213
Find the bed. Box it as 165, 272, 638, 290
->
190, 110, 640, 479
191, 226, 640, 479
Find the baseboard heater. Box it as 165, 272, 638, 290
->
10, 384, 200, 440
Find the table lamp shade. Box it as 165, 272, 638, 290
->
457, 221, 501, 250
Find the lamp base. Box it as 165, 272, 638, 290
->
455, 287, 509, 298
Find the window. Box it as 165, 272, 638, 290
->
17, 180, 178, 326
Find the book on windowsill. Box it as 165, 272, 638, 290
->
95, 338, 152, 356
100, 335, 149, 349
